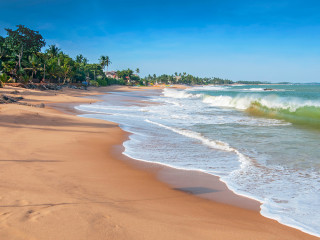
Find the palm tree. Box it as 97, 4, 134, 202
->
62, 57, 72, 84
136, 68, 140, 74
27, 54, 40, 80
37, 53, 48, 82
99, 55, 111, 72
83, 57, 88, 65
46, 45, 61, 58
76, 54, 84, 64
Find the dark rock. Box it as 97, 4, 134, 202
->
0, 94, 24, 104
10, 90, 20, 94
39, 85, 48, 91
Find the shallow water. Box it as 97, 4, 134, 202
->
76, 84, 320, 237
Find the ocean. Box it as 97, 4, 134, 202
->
76, 84, 320, 237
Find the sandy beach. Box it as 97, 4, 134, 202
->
0, 85, 318, 240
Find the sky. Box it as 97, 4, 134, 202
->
1, 0, 320, 82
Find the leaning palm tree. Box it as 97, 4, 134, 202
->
99, 55, 111, 72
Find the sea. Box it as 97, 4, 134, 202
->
76, 84, 320, 237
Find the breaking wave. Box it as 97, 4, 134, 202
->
202, 94, 320, 127
163, 88, 203, 98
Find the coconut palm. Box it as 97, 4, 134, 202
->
99, 55, 111, 71
76, 54, 84, 64
27, 54, 40, 80
46, 45, 60, 58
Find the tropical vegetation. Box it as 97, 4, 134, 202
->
0, 25, 270, 88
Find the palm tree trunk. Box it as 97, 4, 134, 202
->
43, 64, 46, 81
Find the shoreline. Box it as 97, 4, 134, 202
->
0, 85, 318, 239
75, 86, 319, 238
51, 88, 263, 211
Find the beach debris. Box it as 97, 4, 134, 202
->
13, 83, 89, 91
264, 88, 274, 91
67, 85, 87, 90
18, 83, 63, 91
0, 93, 45, 108
10, 90, 20, 94
0, 94, 24, 104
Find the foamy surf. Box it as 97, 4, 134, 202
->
164, 87, 320, 127
145, 119, 252, 169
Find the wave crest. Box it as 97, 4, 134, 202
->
202, 94, 320, 127
163, 88, 202, 99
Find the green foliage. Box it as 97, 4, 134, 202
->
117, 79, 126, 85
142, 73, 268, 86
130, 75, 140, 81
89, 80, 99, 87
97, 78, 107, 86
4, 25, 45, 74
0, 73, 8, 83
99, 55, 111, 71
0, 25, 263, 87
5, 25, 45, 55
21, 74, 29, 83
46, 45, 60, 57
117, 69, 133, 80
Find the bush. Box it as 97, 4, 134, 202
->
97, 78, 107, 86
131, 75, 140, 81
0, 80, 3, 88
89, 80, 99, 87
0, 73, 9, 83
117, 78, 126, 85
22, 75, 29, 83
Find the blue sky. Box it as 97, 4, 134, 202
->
1, 0, 320, 82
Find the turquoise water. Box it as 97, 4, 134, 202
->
76, 84, 320, 237
198, 84, 320, 128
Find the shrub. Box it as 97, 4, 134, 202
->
117, 78, 126, 85
89, 80, 99, 87
97, 78, 107, 86
0, 73, 9, 83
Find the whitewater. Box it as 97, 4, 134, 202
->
76, 84, 320, 237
